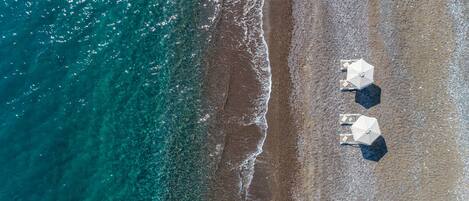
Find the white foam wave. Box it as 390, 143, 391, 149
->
222, 0, 272, 199
200, 0, 222, 32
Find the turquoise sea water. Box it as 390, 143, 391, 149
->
0, 0, 214, 200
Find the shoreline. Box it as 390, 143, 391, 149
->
246, 0, 298, 200
202, 0, 276, 200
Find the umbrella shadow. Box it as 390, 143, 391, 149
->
359, 136, 388, 161
355, 84, 381, 109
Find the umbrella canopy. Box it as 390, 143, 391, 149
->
346, 59, 374, 90
351, 115, 381, 145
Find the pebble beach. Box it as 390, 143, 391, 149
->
244, 0, 469, 200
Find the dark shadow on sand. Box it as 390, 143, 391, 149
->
359, 136, 388, 161
355, 84, 381, 109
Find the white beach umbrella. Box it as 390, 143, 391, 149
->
351, 115, 381, 145
346, 59, 374, 90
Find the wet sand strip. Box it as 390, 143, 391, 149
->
247, 0, 298, 200
203, 0, 273, 200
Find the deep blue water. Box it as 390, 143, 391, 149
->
0, 0, 213, 200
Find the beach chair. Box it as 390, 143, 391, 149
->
338, 134, 360, 145
339, 59, 360, 72
339, 114, 361, 125
339, 59, 361, 91
339, 80, 357, 91
339, 114, 361, 145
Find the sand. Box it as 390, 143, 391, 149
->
286, 0, 467, 200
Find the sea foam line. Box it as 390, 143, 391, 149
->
234, 0, 272, 199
